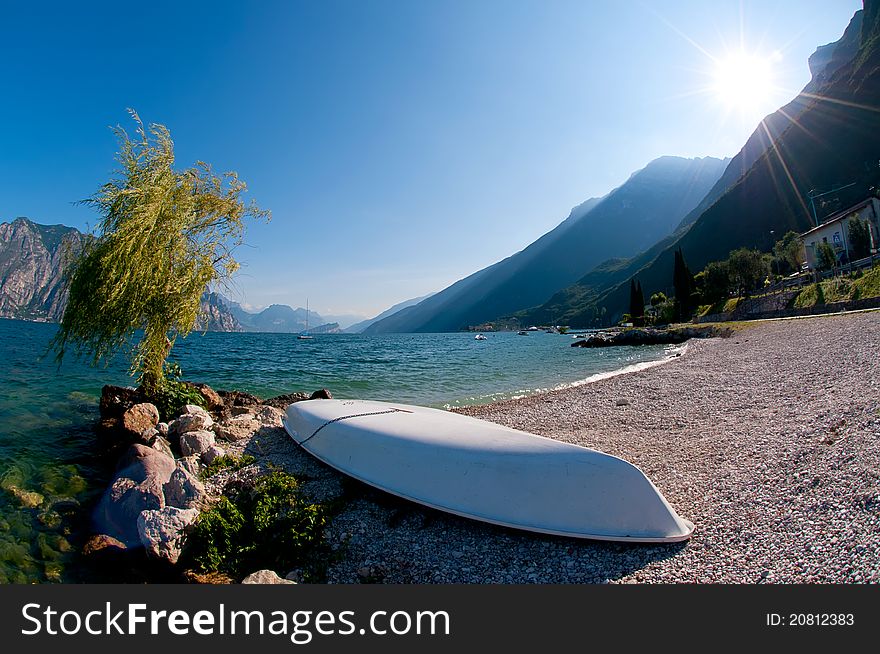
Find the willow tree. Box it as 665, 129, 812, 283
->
52, 111, 269, 393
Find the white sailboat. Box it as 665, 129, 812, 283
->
297, 299, 314, 340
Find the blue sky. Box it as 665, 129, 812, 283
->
0, 1, 862, 318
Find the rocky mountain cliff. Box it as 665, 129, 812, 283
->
0, 217, 88, 321
194, 292, 244, 332
0, 218, 243, 331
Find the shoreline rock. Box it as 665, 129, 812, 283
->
87, 382, 334, 581
571, 325, 730, 348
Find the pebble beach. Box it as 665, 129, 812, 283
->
217, 311, 880, 583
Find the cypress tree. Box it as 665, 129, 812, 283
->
635, 281, 645, 318
629, 279, 645, 324
673, 248, 695, 321
629, 279, 639, 319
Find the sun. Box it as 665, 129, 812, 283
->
712, 50, 781, 113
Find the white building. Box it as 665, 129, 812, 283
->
800, 197, 880, 269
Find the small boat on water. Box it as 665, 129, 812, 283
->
283, 399, 694, 542
474, 334, 487, 340
297, 299, 314, 340
517, 330, 528, 335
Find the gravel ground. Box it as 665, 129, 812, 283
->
219, 312, 880, 583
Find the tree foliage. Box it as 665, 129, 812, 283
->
727, 247, 770, 296
649, 291, 667, 307
52, 111, 269, 391
772, 230, 804, 275
847, 215, 872, 260
695, 260, 731, 304
816, 241, 838, 271
672, 247, 696, 321
628, 279, 645, 321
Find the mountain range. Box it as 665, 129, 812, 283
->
377, 4, 876, 331
365, 155, 728, 333
0, 218, 344, 334
2, 6, 874, 335
518, 6, 877, 327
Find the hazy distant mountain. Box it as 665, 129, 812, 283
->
345, 294, 435, 333
517, 7, 871, 327
320, 312, 367, 330
366, 155, 727, 333
215, 294, 335, 333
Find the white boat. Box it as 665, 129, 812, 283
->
474, 334, 487, 340
282, 399, 693, 542
297, 299, 314, 340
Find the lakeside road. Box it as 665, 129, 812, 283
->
226, 311, 880, 583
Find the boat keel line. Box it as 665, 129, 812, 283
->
298, 408, 409, 445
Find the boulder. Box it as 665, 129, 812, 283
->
262, 392, 309, 409
180, 430, 215, 457
241, 569, 295, 585
201, 445, 226, 465
156, 422, 169, 437
171, 411, 214, 436
137, 507, 200, 564
189, 383, 224, 413
214, 415, 261, 442
217, 390, 262, 408
99, 385, 142, 420
96, 444, 177, 545
121, 402, 160, 437
82, 534, 127, 557
115, 444, 177, 483
163, 468, 205, 509
97, 478, 162, 545
571, 326, 724, 348
255, 406, 284, 427
182, 404, 211, 417
149, 435, 175, 459
177, 456, 202, 478
310, 388, 333, 400
5, 484, 44, 508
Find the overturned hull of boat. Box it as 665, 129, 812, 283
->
283, 399, 693, 543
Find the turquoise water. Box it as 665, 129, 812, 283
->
0, 318, 674, 582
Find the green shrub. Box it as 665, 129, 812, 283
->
183, 471, 330, 581
148, 362, 206, 420
200, 455, 256, 480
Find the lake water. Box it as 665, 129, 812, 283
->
0, 318, 675, 582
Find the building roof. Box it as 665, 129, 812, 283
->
799, 197, 876, 239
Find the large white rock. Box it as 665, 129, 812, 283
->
137, 506, 200, 564
179, 429, 215, 457
163, 467, 205, 509
97, 444, 176, 545
171, 411, 214, 436
241, 569, 295, 585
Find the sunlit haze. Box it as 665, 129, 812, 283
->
0, 0, 862, 318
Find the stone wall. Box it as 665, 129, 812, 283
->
698, 295, 880, 323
